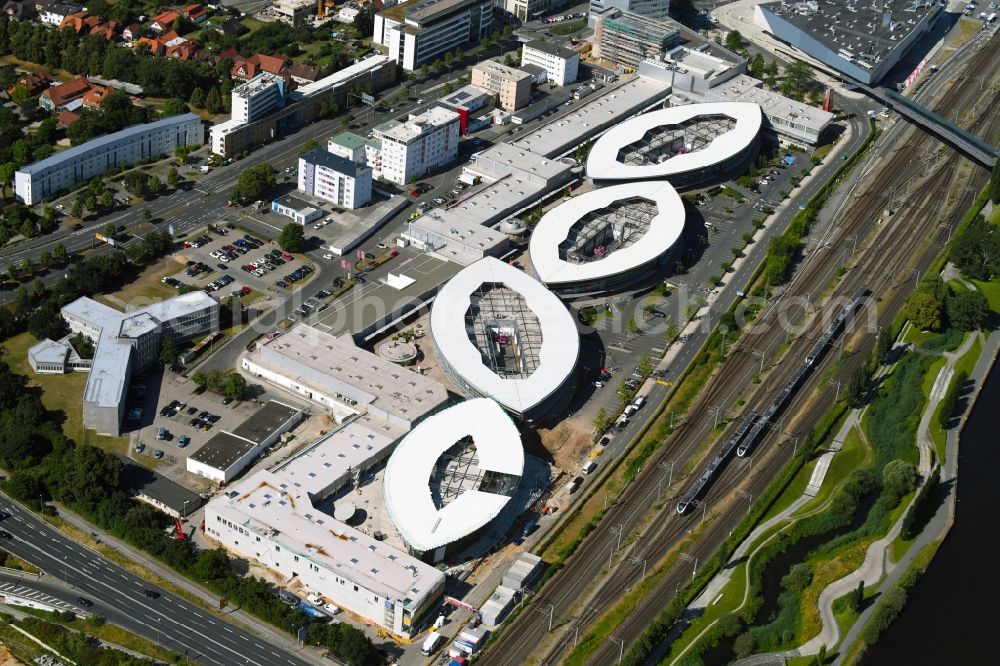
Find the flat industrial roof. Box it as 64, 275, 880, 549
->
757, 0, 940, 67
295, 55, 390, 97
523, 40, 578, 60
473, 60, 532, 82
430, 258, 580, 415
383, 399, 523, 552
189, 400, 301, 472
229, 400, 302, 445
529, 180, 686, 287
374, 106, 458, 144
17, 114, 200, 174
586, 102, 763, 181
210, 467, 445, 610
705, 74, 834, 134
509, 75, 672, 158
300, 147, 370, 179
189, 431, 258, 472
248, 325, 449, 428
118, 455, 204, 515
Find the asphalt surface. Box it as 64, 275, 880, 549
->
0, 494, 317, 666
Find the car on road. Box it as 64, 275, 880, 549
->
76, 597, 94, 608
323, 253, 334, 259
143, 589, 160, 599
0, 529, 11, 539
377, 242, 388, 249
0, 510, 9, 520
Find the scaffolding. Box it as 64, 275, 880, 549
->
617, 115, 736, 167
465, 283, 543, 380
557, 197, 657, 265
429, 436, 519, 511
597, 9, 683, 67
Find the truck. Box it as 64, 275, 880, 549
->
94, 232, 118, 248
199, 165, 211, 173
296, 601, 329, 621
421, 631, 444, 656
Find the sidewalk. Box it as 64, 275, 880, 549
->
52, 503, 326, 664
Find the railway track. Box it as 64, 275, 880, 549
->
476, 33, 1000, 666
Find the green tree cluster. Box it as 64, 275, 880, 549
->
949, 213, 1000, 280
191, 369, 247, 399
231, 163, 276, 203
936, 369, 967, 429
278, 223, 305, 252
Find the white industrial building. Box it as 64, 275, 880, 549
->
374, 0, 493, 71
384, 399, 524, 561
270, 195, 324, 225
529, 180, 686, 296
589, 0, 669, 19
57, 293, 219, 436
187, 401, 303, 483
430, 258, 580, 423
586, 102, 763, 188
15, 113, 203, 205
231, 73, 287, 124
241, 324, 449, 432
373, 106, 460, 185
204, 420, 446, 637
298, 148, 372, 210
521, 40, 580, 87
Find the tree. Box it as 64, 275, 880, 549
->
765, 61, 779, 88
990, 157, 1000, 204
875, 327, 893, 365
98, 190, 113, 210
626, 316, 640, 336
231, 163, 276, 203
638, 353, 653, 378
851, 580, 865, 613
946, 289, 989, 331
20, 258, 31, 275
882, 459, 917, 505
53, 243, 67, 264
904, 290, 942, 332
278, 223, 305, 252
166, 166, 179, 187
665, 317, 678, 342
160, 336, 179, 365
192, 548, 235, 581
205, 87, 223, 114
949, 214, 1000, 280
749, 53, 765, 79
593, 407, 609, 434
734, 633, 756, 659
148, 175, 162, 196
298, 138, 320, 155
161, 98, 188, 117
143, 208, 152, 224
783, 60, 814, 98
70, 198, 84, 219
190, 87, 206, 109
0, 162, 15, 198
222, 373, 247, 399
102, 222, 115, 237
845, 364, 868, 406
39, 250, 51, 268
442, 81, 453, 95
617, 380, 632, 405
725, 29, 744, 52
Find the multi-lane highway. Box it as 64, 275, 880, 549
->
0, 494, 318, 666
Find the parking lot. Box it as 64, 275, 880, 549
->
162, 225, 317, 301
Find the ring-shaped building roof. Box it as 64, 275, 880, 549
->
383, 398, 524, 553
586, 102, 763, 182
528, 181, 685, 292
430, 257, 580, 418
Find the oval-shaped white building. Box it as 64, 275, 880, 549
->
383, 398, 524, 561
586, 102, 763, 189
528, 180, 686, 296
430, 257, 580, 424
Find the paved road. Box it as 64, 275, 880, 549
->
0, 494, 318, 666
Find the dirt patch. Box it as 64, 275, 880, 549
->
538, 422, 593, 472
0, 645, 23, 666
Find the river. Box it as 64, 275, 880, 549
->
862, 358, 1000, 663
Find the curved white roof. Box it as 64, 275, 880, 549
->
383, 399, 524, 552
528, 181, 685, 288
430, 257, 579, 415
586, 102, 762, 181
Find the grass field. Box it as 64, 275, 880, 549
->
0, 332, 128, 455
551, 20, 586, 35
94, 258, 186, 310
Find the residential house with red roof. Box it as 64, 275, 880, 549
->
11, 70, 51, 96
89, 19, 121, 41
123, 23, 142, 42
60, 10, 100, 34
231, 54, 290, 82
180, 3, 208, 23
39, 76, 93, 111
150, 9, 180, 32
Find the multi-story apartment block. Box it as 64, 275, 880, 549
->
521, 40, 580, 86
374, 0, 492, 71
470, 60, 532, 111
231, 73, 286, 124
373, 106, 460, 185
298, 148, 372, 210
15, 113, 203, 205
58, 293, 219, 436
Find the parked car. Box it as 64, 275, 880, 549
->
153, 449, 164, 459
178, 435, 190, 448
222, 397, 233, 405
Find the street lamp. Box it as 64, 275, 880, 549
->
609, 635, 625, 664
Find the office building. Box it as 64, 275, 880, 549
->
503, 0, 553, 22
374, 0, 493, 71
327, 131, 368, 163
470, 60, 532, 111
521, 40, 580, 87
57, 293, 218, 436
15, 113, 203, 205
205, 421, 446, 637
270, 195, 324, 225
372, 106, 460, 185
754, 0, 943, 85
298, 148, 372, 210
231, 73, 286, 124
430, 257, 580, 424
591, 7, 683, 67
588, 0, 668, 20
